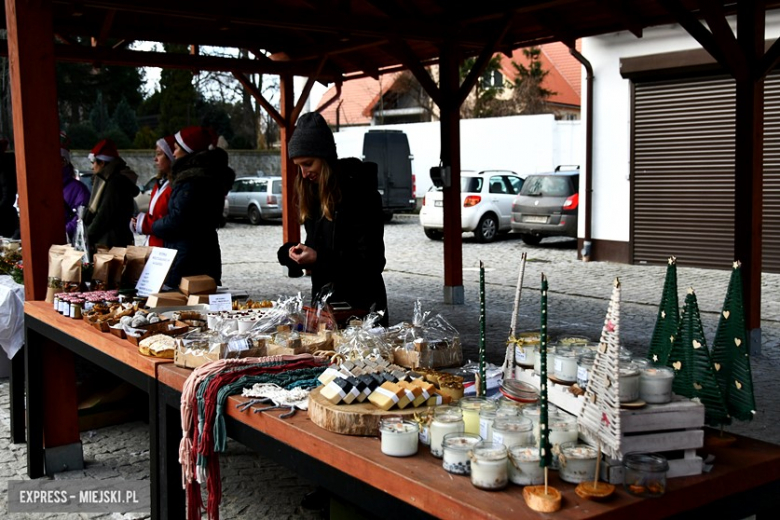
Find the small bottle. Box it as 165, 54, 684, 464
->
69, 298, 84, 319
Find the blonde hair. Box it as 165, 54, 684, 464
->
295, 159, 341, 221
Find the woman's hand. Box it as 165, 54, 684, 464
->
289, 243, 317, 265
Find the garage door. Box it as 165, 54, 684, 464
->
632, 73, 780, 272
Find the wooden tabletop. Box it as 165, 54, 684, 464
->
25, 301, 173, 378
158, 363, 780, 520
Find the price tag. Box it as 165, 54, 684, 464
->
209, 293, 232, 311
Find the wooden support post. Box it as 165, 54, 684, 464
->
734, 1, 764, 355
279, 74, 300, 245
439, 43, 464, 304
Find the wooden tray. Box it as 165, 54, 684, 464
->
308, 387, 420, 436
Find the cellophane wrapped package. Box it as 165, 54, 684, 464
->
386, 300, 462, 369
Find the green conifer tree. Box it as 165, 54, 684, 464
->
667, 288, 730, 427
648, 256, 679, 365
711, 261, 756, 422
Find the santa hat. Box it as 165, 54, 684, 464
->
60, 131, 71, 162
174, 126, 218, 154
156, 134, 176, 162
88, 138, 119, 163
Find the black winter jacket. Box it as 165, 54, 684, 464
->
303, 158, 388, 322
85, 158, 139, 249
152, 148, 235, 287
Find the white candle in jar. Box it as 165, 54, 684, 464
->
430, 407, 464, 458
379, 419, 419, 457
548, 414, 579, 469
619, 363, 641, 402
460, 397, 490, 436
553, 347, 578, 382
558, 442, 599, 483
508, 445, 545, 485
470, 441, 508, 490
534, 345, 556, 376
491, 416, 533, 449
442, 433, 481, 475
514, 343, 535, 367
640, 366, 675, 404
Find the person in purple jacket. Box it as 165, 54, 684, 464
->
60, 132, 90, 242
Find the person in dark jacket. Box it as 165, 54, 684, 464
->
60, 133, 90, 242
152, 126, 234, 287
279, 112, 388, 324
84, 139, 139, 249
0, 139, 19, 239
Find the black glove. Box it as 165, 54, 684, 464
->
277, 242, 304, 278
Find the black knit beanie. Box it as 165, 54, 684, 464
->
288, 112, 337, 161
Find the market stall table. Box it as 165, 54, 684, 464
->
157, 363, 780, 520
24, 300, 173, 519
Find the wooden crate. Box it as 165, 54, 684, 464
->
514, 367, 704, 482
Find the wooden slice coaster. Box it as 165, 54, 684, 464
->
547, 375, 575, 386
575, 481, 615, 500
620, 399, 646, 409
523, 485, 562, 513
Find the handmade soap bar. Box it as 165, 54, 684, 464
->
320, 377, 352, 405
347, 376, 368, 403
399, 381, 426, 407
426, 393, 452, 406
368, 382, 405, 411
318, 367, 342, 386
359, 374, 378, 400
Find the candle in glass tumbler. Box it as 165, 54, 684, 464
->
429, 406, 465, 458
379, 419, 419, 457
442, 432, 481, 475
508, 445, 545, 485
470, 441, 509, 490
558, 442, 599, 484
639, 365, 675, 403
460, 396, 490, 435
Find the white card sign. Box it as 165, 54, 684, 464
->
209, 293, 232, 311
135, 247, 177, 297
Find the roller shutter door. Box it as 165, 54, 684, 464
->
632, 74, 780, 272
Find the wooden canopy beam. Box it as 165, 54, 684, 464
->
597, 0, 643, 38
698, 0, 749, 82
385, 40, 441, 107
232, 72, 285, 127
279, 75, 299, 246
291, 56, 328, 124
457, 15, 514, 107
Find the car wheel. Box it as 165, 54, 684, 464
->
424, 228, 443, 240
521, 233, 543, 246
475, 214, 498, 243
248, 205, 262, 225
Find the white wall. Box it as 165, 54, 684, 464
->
334, 115, 583, 197
582, 12, 780, 243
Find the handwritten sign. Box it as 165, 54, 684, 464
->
209, 293, 232, 312
135, 247, 177, 297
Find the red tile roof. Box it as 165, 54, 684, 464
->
499, 42, 581, 107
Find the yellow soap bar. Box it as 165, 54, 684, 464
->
368, 382, 404, 411
399, 381, 426, 407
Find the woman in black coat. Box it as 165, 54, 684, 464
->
152, 126, 234, 287
279, 112, 388, 324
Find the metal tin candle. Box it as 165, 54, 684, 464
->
639, 366, 675, 404
429, 406, 465, 458
442, 432, 481, 475
379, 418, 419, 457
558, 441, 599, 483
460, 396, 491, 435
507, 445, 545, 485
469, 441, 508, 490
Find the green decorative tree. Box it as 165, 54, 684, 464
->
647, 256, 680, 365
711, 261, 756, 422
667, 288, 730, 427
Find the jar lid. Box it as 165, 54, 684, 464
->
499, 379, 539, 403
622, 452, 670, 472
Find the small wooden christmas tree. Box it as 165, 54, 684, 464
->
667, 288, 730, 427
711, 261, 756, 422
647, 256, 679, 365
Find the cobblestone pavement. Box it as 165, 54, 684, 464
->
3, 214, 779, 518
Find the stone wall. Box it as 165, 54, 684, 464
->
70, 149, 283, 185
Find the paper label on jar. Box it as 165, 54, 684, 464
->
228, 339, 251, 352
515, 346, 527, 362
419, 426, 430, 445
554, 359, 563, 373
479, 418, 491, 440
492, 431, 504, 446
577, 366, 589, 383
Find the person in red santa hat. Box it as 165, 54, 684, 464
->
131, 134, 175, 247
84, 138, 139, 249
152, 126, 235, 287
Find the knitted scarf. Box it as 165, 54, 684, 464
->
180, 354, 325, 520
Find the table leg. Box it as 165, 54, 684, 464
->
25, 328, 43, 478
10, 346, 25, 444
158, 384, 186, 520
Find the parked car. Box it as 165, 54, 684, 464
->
419, 170, 524, 243
510, 167, 580, 245
225, 176, 283, 224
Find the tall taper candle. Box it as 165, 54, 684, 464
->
479, 260, 487, 396
539, 273, 552, 468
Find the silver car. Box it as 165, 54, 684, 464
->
225, 176, 283, 224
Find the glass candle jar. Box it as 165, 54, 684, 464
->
469, 441, 508, 490
553, 346, 579, 382
533, 345, 556, 376
558, 442, 599, 483
379, 418, 419, 457
619, 361, 641, 402
522, 404, 559, 446
442, 432, 481, 475
577, 349, 596, 390
507, 444, 544, 485
69, 298, 84, 319
479, 407, 519, 442
639, 366, 675, 404
514, 335, 538, 368
548, 413, 579, 469
460, 397, 491, 435
623, 452, 669, 497
429, 406, 465, 458
491, 416, 533, 449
